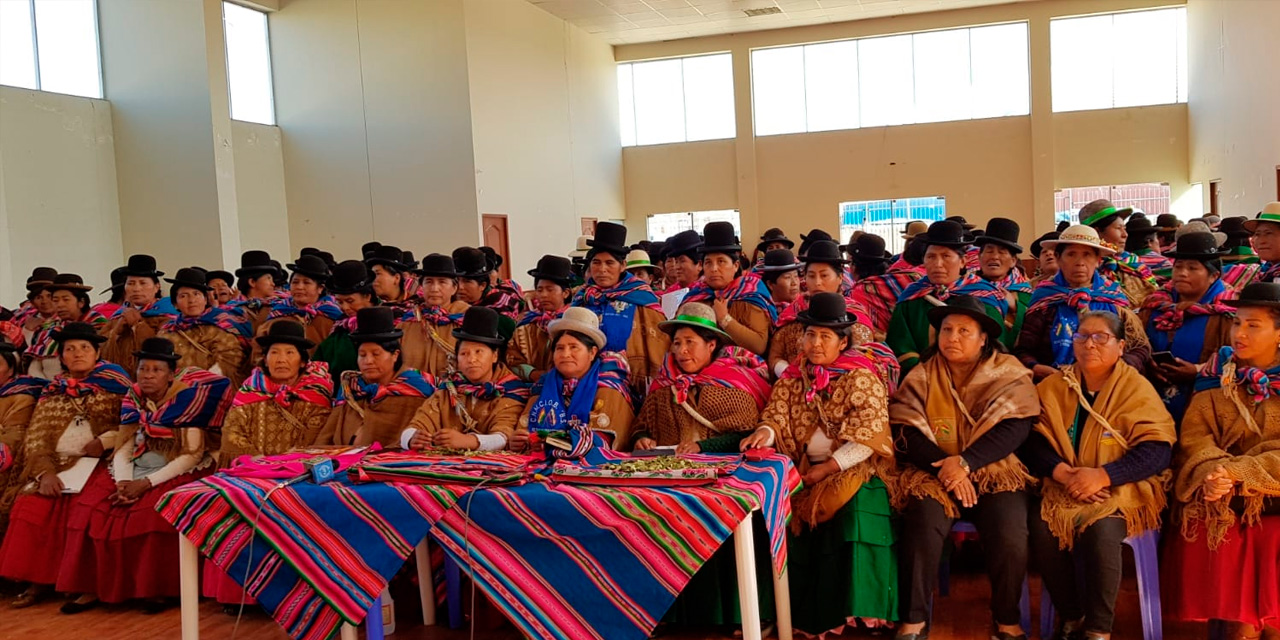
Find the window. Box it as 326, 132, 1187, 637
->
223, 1, 275, 125
1054, 183, 1171, 224
646, 210, 741, 242
839, 197, 946, 255
0, 0, 102, 98
1051, 7, 1187, 112
751, 22, 1028, 136
618, 53, 735, 147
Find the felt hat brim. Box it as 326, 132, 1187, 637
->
452, 330, 506, 348
254, 334, 316, 350
974, 237, 1023, 254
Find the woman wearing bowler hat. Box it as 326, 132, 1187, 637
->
1139, 232, 1238, 421
508, 255, 575, 382
400, 306, 530, 452
770, 240, 875, 378
570, 222, 669, 397
100, 254, 179, 374
250, 254, 344, 365
154, 268, 247, 388
849, 234, 924, 340
953, 218, 1034, 350
1080, 199, 1158, 306
1125, 214, 1173, 280
315, 260, 381, 385
682, 221, 778, 356
0, 339, 44, 539
759, 249, 803, 314
29, 274, 110, 379
317, 307, 435, 448
400, 253, 472, 378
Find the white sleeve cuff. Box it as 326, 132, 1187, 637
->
773, 360, 789, 379
831, 442, 873, 471
399, 428, 418, 450
474, 432, 508, 451
757, 425, 777, 448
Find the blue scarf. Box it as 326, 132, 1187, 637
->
1028, 272, 1128, 366
571, 273, 660, 352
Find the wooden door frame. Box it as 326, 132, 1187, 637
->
481, 214, 512, 281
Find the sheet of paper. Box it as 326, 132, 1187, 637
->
57, 456, 99, 494
660, 288, 688, 320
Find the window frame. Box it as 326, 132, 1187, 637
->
1049, 6, 1188, 113
0, 0, 104, 99
221, 0, 277, 126
618, 52, 736, 148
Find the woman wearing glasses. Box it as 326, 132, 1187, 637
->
1021, 311, 1175, 640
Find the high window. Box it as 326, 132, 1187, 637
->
1051, 7, 1188, 112
618, 53, 735, 147
0, 0, 102, 98
223, 1, 275, 125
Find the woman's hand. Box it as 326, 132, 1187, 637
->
407, 430, 433, 451
82, 438, 105, 458
739, 427, 773, 451
433, 429, 480, 451
712, 298, 730, 323
675, 441, 701, 455
1157, 358, 1200, 385
633, 437, 657, 451
1032, 364, 1058, 381
933, 455, 970, 489
120, 307, 143, 328
507, 429, 530, 452
950, 476, 978, 508
802, 459, 839, 486
38, 473, 64, 497
1203, 464, 1236, 502
115, 478, 151, 503
1065, 466, 1111, 502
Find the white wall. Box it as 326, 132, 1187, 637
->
232, 120, 292, 260
0, 87, 124, 299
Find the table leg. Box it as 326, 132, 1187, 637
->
339, 624, 357, 640
416, 538, 437, 626
180, 535, 200, 640
773, 567, 792, 640
733, 515, 763, 640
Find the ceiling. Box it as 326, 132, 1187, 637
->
527, 0, 1031, 45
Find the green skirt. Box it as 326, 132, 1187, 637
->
662, 511, 776, 627
787, 476, 898, 634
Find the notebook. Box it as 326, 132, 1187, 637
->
57, 456, 99, 494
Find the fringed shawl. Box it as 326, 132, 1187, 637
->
121, 368, 233, 461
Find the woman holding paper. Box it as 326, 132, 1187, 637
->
0, 322, 131, 610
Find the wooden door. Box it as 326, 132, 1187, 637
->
481, 214, 511, 280
581, 218, 597, 235
1209, 181, 1221, 218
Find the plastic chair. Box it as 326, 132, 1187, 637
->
1039, 529, 1163, 640
444, 555, 464, 629
366, 595, 384, 640
932, 521, 1031, 633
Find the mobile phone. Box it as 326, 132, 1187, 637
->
1152, 351, 1177, 366
632, 446, 677, 457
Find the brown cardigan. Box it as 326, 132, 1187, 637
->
159, 323, 248, 388
316, 373, 431, 447
100, 314, 169, 374
400, 301, 471, 378
217, 400, 332, 468
22, 391, 124, 481
0, 393, 38, 535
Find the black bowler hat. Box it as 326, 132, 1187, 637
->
286, 255, 331, 282
665, 230, 703, 260
255, 320, 315, 350
928, 295, 1003, 341
134, 337, 181, 364
452, 306, 507, 348
1164, 232, 1228, 260
206, 270, 234, 287
649, 241, 668, 262
799, 240, 849, 267
47, 273, 93, 293
756, 228, 794, 252
919, 220, 971, 250
26, 267, 57, 292
315, 251, 336, 268
452, 247, 491, 279
1030, 232, 1059, 259
974, 218, 1023, 254
327, 260, 373, 295
480, 246, 503, 271
1126, 214, 1159, 236
528, 255, 574, 287
0, 338, 18, 353
415, 253, 460, 279
796, 292, 854, 329
1219, 216, 1252, 240
847, 234, 890, 264
349, 307, 403, 343
586, 222, 629, 258
270, 260, 288, 284
101, 267, 125, 296
364, 245, 409, 272
51, 321, 106, 345
699, 221, 742, 256
235, 250, 275, 278
1225, 282, 1280, 309
797, 229, 834, 256
401, 251, 419, 270
760, 249, 801, 273
1155, 214, 1182, 232
165, 267, 210, 293
946, 216, 977, 231
122, 254, 164, 279
361, 242, 383, 259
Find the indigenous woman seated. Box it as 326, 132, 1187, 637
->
206, 321, 333, 608
759, 249, 802, 317
250, 254, 342, 364
570, 222, 669, 396
958, 219, 1033, 350
632, 302, 771, 454
1080, 199, 1158, 306
513, 307, 633, 451
57, 339, 232, 614
401, 307, 530, 452
890, 296, 1040, 640
848, 233, 920, 341
28, 274, 109, 379
0, 339, 44, 538
682, 221, 778, 356
738, 292, 901, 636
101, 254, 176, 373
1021, 311, 1175, 640
318, 307, 434, 447
454, 247, 526, 320
0, 322, 130, 609
888, 220, 1001, 375
1126, 215, 1173, 281
1029, 231, 1061, 288
1140, 232, 1237, 421
315, 260, 380, 384
1016, 225, 1151, 381
155, 267, 246, 387
1165, 282, 1280, 640
400, 253, 470, 378
365, 245, 419, 311
770, 240, 874, 378
507, 255, 575, 382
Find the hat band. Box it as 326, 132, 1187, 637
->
626, 260, 652, 268
1256, 212, 1280, 226
672, 314, 721, 332
1081, 206, 1119, 226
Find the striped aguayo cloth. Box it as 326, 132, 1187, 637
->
157, 449, 799, 640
